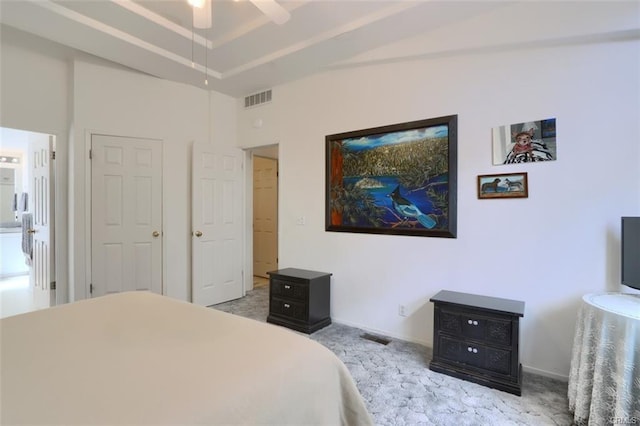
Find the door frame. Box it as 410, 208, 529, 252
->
84, 130, 166, 298
244, 144, 279, 292
0, 126, 65, 306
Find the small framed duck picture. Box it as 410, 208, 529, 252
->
477, 172, 528, 199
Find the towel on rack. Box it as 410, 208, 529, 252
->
22, 213, 33, 265
19, 193, 28, 212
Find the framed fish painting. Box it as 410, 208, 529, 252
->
325, 115, 457, 238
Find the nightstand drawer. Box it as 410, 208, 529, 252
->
271, 279, 308, 301
439, 309, 513, 346
438, 335, 512, 376
270, 297, 307, 321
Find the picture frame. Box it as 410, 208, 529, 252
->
326, 115, 457, 238
477, 172, 528, 199
492, 118, 557, 165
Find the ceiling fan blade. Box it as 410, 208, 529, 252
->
192, 0, 212, 29
249, 0, 290, 25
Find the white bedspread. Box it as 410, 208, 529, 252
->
1, 291, 373, 425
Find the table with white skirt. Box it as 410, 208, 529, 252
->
568, 292, 640, 425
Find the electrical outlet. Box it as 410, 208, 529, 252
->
398, 305, 407, 317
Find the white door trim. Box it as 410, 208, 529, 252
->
84, 130, 166, 298
243, 149, 254, 292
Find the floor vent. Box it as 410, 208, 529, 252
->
360, 333, 391, 345
244, 89, 272, 108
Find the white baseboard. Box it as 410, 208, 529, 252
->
522, 365, 569, 382
332, 317, 429, 346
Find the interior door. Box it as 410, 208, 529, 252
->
91, 135, 162, 297
192, 142, 243, 306
29, 134, 54, 310
253, 156, 278, 278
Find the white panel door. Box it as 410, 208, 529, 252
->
91, 135, 162, 297
29, 134, 54, 310
192, 142, 243, 306
253, 156, 278, 278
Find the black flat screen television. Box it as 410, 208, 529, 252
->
621, 216, 640, 290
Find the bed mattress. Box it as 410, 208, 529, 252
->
0, 291, 373, 425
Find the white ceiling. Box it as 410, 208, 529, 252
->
0, 0, 510, 98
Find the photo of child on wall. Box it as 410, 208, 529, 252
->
492, 118, 557, 165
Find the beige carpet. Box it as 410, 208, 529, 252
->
212, 286, 573, 426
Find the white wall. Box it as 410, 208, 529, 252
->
1, 25, 239, 303
0, 26, 70, 303
72, 59, 238, 302
238, 3, 640, 378
2, 2, 638, 380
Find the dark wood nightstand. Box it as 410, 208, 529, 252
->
429, 290, 525, 396
266, 268, 331, 334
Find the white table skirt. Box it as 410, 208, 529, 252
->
568, 292, 640, 425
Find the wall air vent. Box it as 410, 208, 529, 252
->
244, 89, 272, 108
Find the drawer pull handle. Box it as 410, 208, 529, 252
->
467, 347, 478, 354
473, 348, 478, 354
473, 320, 478, 326
284, 285, 291, 289
468, 319, 478, 326
284, 303, 290, 308
467, 320, 472, 325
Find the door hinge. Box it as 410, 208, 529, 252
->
89, 149, 92, 159
51, 281, 56, 290
51, 151, 56, 160
90, 283, 93, 295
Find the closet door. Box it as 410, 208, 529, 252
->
91, 134, 162, 296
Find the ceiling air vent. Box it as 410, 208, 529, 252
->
244, 89, 272, 108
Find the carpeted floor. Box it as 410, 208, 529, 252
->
212, 286, 574, 426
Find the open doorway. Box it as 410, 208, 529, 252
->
250, 145, 278, 289
0, 127, 55, 318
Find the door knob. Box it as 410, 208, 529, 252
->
194, 231, 203, 237
27, 228, 37, 234
152, 231, 160, 237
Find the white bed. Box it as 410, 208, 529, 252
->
0, 291, 373, 425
